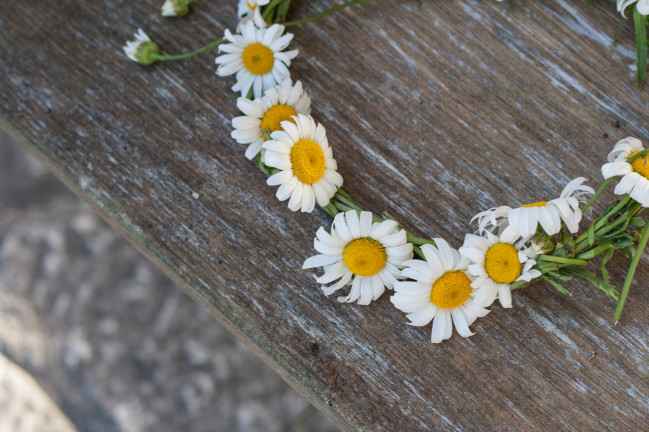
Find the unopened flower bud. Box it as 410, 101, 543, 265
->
123, 29, 160, 65
531, 232, 555, 255
161, 0, 191, 17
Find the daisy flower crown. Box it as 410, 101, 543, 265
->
125, 1, 649, 344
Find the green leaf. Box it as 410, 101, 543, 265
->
563, 267, 619, 301
612, 234, 633, 248
630, 217, 646, 227
548, 271, 573, 282
587, 222, 596, 247
601, 248, 615, 285
634, 7, 648, 89
538, 255, 588, 266
542, 275, 571, 296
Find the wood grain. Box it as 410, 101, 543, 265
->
2, 0, 649, 430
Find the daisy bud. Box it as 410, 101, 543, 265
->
123, 29, 160, 65
161, 0, 191, 17
531, 232, 555, 255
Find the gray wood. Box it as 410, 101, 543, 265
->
2, 0, 649, 430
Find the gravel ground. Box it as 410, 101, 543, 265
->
0, 129, 338, 432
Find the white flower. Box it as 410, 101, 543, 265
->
215, 21, 298, 98
123, 29, 159, 65
161, 0, 191, 17
617, 0, 649, 17
232, 78, 311, 160
602, 137, 649, 207
472, 178, 594, 238
237, 0, 267, 30
238, 0, 270, 19
263, 114, 343, 212
459, 231, 541, 309
303, 211, 413, 305
391, 239, 490, 343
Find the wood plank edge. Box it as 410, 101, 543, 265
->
0, 116, 359, 432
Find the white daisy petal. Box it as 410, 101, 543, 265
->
316, 260, 346, 284
451, 308, 474, 338
303, 254, 340, 269
406, 304, 437, 327
498, 284, 513, 308
322, 271, 352, 296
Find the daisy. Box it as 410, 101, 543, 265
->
459, 231, 541, 309
123, 29, 159, 65
602, 137, 649, 207
215, 21, 298, 98
263, 114, 343, 212
231, 78, 311, 161
303, 210, 413, 305
238, 0, 269, 19
237, 0, 267, 30
391, 239, 490, 343
472, 177, 594, 238
617, 0, 649, 17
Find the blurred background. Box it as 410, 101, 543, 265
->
0, 129, 339, 432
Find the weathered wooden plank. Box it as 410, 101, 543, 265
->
2, 0, 649, 430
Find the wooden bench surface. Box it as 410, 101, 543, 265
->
3, 0, 649, 430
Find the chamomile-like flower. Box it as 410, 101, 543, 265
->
303, 210, 413, 305
459, 231, 541, 309
472, 178, 594, 238
617, 0, 649, 17
236, 1, 266, 31
232, 78, 311, 160
391, 239, 490, 343
238, 0, 270, 19
123, 29, 159, 65
263, 114, 342, 212
602, 137, 649, 207
215, 21, 298, 98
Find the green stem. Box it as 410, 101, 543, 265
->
581, 177, 613, 214
626, 148, 649, 164
151, 38, 225, 61
614, 223, 649, 323
576, 241, 613, 261
283, 0, 375, 27
575, 203, 642, 253
262, 0, 285, 20
537, 255, 589, 266
413, 246, 425, 260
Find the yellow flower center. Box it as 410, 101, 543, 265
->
260, 105, 297, 136
520, 201, 547, 208
630, 152, 649, 179
342, 238, 387, 277
247, 0, 255, 10
430, 270, 472, 310
484, 243, 522, 284
242, 43, 274, 75
290, 139, 326, 184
